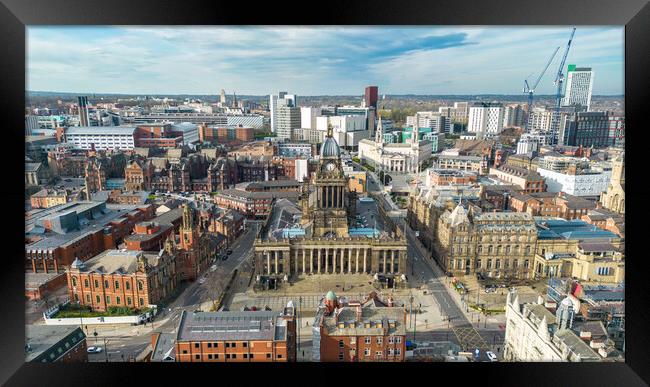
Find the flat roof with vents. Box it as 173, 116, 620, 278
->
177, 310, 289, 342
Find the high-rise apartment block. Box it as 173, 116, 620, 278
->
468, 102, 504, 138
269, 92, 297, 134
364, 86, 378, 109
562, 65, 594, 111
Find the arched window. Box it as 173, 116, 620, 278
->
488, 245, 493, 254
478, 246, 483, 254
496, 246, 501, 255
505, 246, 511, 255
138, 281, 143, 291
71, 277, 77, 287
126, 282, 130, 290
115, 281, 119, 289
84, 279, 89, 288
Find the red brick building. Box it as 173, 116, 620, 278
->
214, 189, 300, 219
25, 201, 154, 274
173, 308, 296, 362
427, 169, 477, 186
66, 248, 179, 312
314, 291, 407, 362
510, 191, 595, 220
489, 165, 546, 193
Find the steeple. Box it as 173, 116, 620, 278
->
327, 122, 333, 138
375, 113, 384, 144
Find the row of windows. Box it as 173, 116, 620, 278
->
195, 342, 248, 349
72, 277, 143, 291
452, 245, 532, 255
185, 352, 277, 360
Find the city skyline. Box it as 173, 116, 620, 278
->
27, 26, 624, 96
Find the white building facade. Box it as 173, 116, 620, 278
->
468, 102, 504, 138
537, 167, 612, 197
562, 67, 594, 111
64, 126, 136, 150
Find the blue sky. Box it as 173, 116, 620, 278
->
27, 26, 624, 95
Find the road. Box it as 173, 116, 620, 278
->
364, 167, 505, 361
85, 223, 259, 361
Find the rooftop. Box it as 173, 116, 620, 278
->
536, 219, 618, 241
71, 249, 162, 274
177, 310, 291, 342
25, 325, 85, 362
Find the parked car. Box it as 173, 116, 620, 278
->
210, 265, 217, 272
486, 351, 498, 362
87, 346, 103, 354
198, 277, 206, 284
484, 285, 496, 293
226, 250, 233, 255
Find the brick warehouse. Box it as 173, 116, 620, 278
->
313, 291, 407, 362
173, 307, 296, 362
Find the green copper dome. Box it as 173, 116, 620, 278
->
326, 290, 337, 301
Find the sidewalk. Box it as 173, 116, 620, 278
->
406, 222, 504, 331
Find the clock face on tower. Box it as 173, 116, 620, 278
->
325, 162, 336, 172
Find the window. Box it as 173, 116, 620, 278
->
487, 259, 492, 269
495, 259, 501, 269
364, 348, 370, 356
376, 337, 382, 344
266, 353, 271, 359
86, 294, 90, 303
225, 343, 230, 348
94, 280, 99, 288
396, 337, 402, 343
388, 336, 395, 344
243, 354, 248, 359
505, 246, 510, 255
208, 343, 212, 348
138, 281, 143, 291
127, 297, 132, 305
365, 337, 371, 344
242, 342, 247, 348
72, 277, 77, 287
195, 354, 200, 360
194, 343, 200, 349
396, 349, 401, 356
524, 260, 530, 269
116, 296, 121, 305
84, 279, 89, 288
232, 354, 237, 359
213, 342, 218, 348
525, 246, 531, 255
478, 246, 483, 254
104, 280, 109, 288
338, 352, 344, 361
388, 348, 393, 355
513, 260, 518, 269
126, 282, 130, 290
376, 351, 383, 357
488, 246, 493, 254
139, 298, 144, 306
208, 354, 213, 360
74, 294, 79, 302
277, 354, 282, 359
115, 281, 119, 289
339, 340, 344, 348
96, 295, 100, 304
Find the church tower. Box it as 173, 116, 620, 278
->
301, 124, 351, 237
180, 203, 197, 249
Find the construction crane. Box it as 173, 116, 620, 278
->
523, 46, 560, 132
550, 27, 577, 144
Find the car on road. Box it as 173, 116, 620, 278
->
227, 250, 233, 255
87, 346, 103, 354
198, 277, 206, 284
486, 351, 498, 362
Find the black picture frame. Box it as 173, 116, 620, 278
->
2, 0, 647, 385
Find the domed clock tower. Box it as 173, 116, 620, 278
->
300, 124, 355, 237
